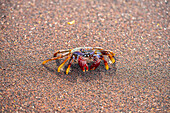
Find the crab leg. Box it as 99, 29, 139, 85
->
58, 54, 72, 72
53, 49, 71, 57
109, 51, 115, 56
100, 56, 109, 70
92, 47, 103, 50
108, 54, 115, 63
66, 56, 74, 74
78, 56, 88, 72
90, 56, 100, 70
101, 51, 115, 64
42, 53, 71, 65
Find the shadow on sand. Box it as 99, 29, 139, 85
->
42, 59, 116, 83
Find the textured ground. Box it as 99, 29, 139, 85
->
0, 0, 169, 112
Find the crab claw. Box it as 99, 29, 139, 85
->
78, 56, 88, 72
90, 56, 100, 70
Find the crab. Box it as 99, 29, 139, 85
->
42, 47, 115, 74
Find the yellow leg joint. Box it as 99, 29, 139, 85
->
105, 63, 109, 70
66, 65, 71, 74
109, 54, 115, 64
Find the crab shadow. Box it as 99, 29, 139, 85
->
42, 59, 116, 83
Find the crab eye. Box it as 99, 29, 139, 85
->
83, 54, 87, 57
